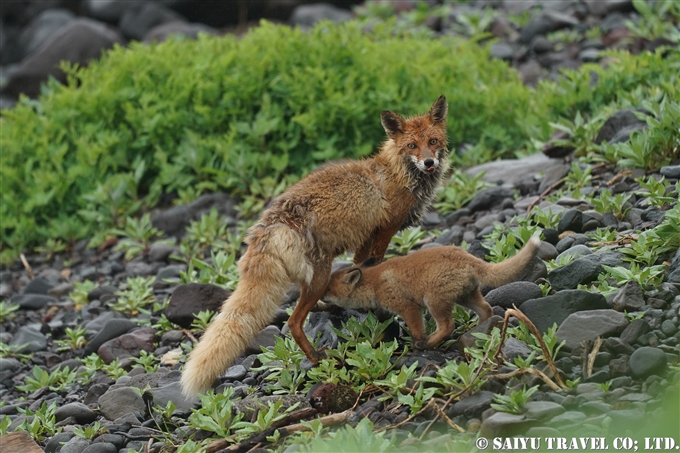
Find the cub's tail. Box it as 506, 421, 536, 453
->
475, 236, 541, 288
180, 226, 310, 396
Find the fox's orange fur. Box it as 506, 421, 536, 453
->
181, 96, 450, 396
323, 237, 541, 349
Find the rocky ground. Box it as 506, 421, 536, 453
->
3, 0, 679, 106
2, 0, 680, 452
1, 145, 679, 451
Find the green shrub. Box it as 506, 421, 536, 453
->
1, 20, 538, 254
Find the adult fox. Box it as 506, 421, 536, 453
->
323, 237, 541, 349
181, 96, 449, 396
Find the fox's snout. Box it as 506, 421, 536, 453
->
411, 155, 440, 173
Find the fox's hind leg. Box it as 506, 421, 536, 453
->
459, 288, 492, 322
423, 296, 456, 348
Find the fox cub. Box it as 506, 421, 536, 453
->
181, 96, 450, 396
323, 237, 541, 349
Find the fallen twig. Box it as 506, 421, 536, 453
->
207, 408, 350, 453
20, 253, 34, 280
526, 177, 567, 212
488, 367, 563, 392
586, 337, 603, 378
495, 307, 569, 391
182, 329, 199, 344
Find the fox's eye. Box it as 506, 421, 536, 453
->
429, 138, 438, 145
407, 143, 416, 149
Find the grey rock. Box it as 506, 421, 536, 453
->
10, 324, 47, 353
55, 402, 97, 424
48, 282, 74, 297
583, 0, 634, 17
45, 432, 76, 453
538, 164, 571, 194
148, 381, 199, 412
459, 315, 504, 351
224, 364, 248, 381
557, 209, 583, 234
548, 256, 600, 290
0, 357, 21, 372
485, 281, 543, 309
155, 264, 185, 281
85, 383, 109, 405
147, 242, 175, 262
608, 409, 646, 425
520, 290, 608, 333
595, 109, 647, 144
19, 9, 75, 58
445, 391, 494, 419
467, 187, 515, 212
620, 318, 652, 344
520, 10, 579, 43
579, 48, 601, 62
556, 244, 592, 261
611, 281, 645, 312
24, 276, 56, 294
10, 293, 57, 310
92, 434, 126, 450
502, 337, 533, 362
490, 42, 515, 60
152, 192, 237, 237
98, 387, 147, 421
556, 309, 629, 350
119, 2, 184, 41
98, 327, 156, 364
603, 337, 635, 355
2, 19, 124, 99
660, 319, 677, 336
248, 324, 281, 353
609, 123, 648, 144
660, 165, 680, 179
467, 153, 563, 186
479, 412, 538, 438
523, 401, 565, 420
86, 285, 117, 302
81, 442, 117, 453
548, 410, 587, 425
536, 241, 558, 261
143, 21, 218, 43
124, 261, 155, 276
629, 347, 667, 379
166, 283, 231, 328
59, 436, 92, 453
84, 318, 136, 355
290, 3, 352, 27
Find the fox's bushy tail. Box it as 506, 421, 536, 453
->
180, 227, 310, 396
476, 236, 541, 288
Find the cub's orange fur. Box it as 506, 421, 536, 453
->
181, 96, 450, 395
323, 237, 541, 349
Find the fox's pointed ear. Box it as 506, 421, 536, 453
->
343, 268, 362, 288
381, 110, 406, 139
429, 95, 448, 124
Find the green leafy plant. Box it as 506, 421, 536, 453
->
16, 366, 78, 392
130, 350, 159, 373
0, 301, 20, 323
111, 276, 156, 315
73, 421, 105, 440
635, 175, 677, 208
188, 387, 243, 438
386, 226, 427, 257
54, 326, 88, 351
111, 213, 172, 260
16, 401, 61, 441
34, 238, 67, 260
589, 189, 632, 220
334, 312, 394, 348
68, 280, 97, 309
601, 262, 667, 289
190, 310, 217, 332
176, 250, 239, 290
345, 340, 402, 381
490, 385, 539, 414
301, 417, 395, 453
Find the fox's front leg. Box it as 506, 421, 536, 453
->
353, 237, 374, 264
369, 226, 400, 263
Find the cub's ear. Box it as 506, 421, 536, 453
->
343, 268, 362, 287
429, 95, 448, 124
381, 110, 406, 139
